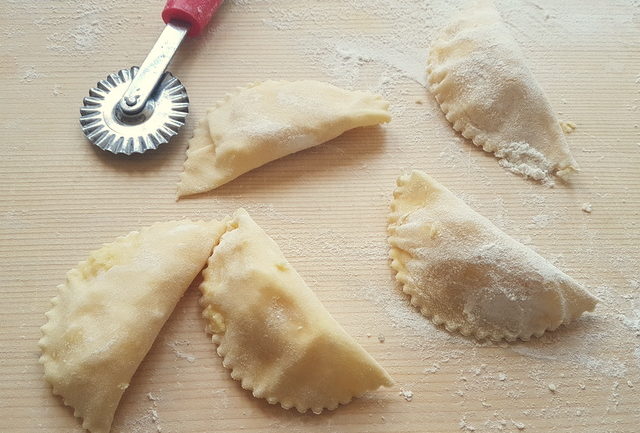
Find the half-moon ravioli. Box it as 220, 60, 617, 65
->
388, 170, 598, 341
199, 209, 393, 413
39, 219, 227, 433
177, 80, 391, 197
427, 0, 578, 182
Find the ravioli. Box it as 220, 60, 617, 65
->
199, 209, 393, 413
427, 0, 578, 182
39, 220, 227, 433
388, 170, 598, 341
177, 80, 391, 197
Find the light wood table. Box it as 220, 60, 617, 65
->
1, 1, 638, 432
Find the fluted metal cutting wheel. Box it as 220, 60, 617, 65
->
79, 67, 189, 155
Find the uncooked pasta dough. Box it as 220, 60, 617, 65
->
177, 80, 391, 197
388, 170, 598, 341
427, 0, 578, 183
199, 209, 393, 413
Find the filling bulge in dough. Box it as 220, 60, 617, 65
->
177, 80, 391, 197
388, 170, 598, 341
427, 0, 578, 183
39, 219, 227, 433
199, 209, 393, 413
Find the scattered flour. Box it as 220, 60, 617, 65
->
512, 419, 526, 430
620, 310, 640, 336
148, 393, 162, 433
424, 363, 440, 374
510, 345, 629, 379
399, 389, 414, 402
253, 0, 440, 90
167, 340, 196, 363
237, 0, 575, 187
330, 39, 427, 86
124, 391, 162, 433
46, 21, 105, 53
149, 408, 162, 433
0, 0, 131, 59
530, 214, 551, 228
19, 65, 42, 83
5, 1, 638, 431
459, 416, 477, 431
495, 142, 556, 186
355, 281, 458, 351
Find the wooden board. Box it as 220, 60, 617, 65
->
1, 1, 639, 432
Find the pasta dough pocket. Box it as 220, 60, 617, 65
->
177, 80, 391, 197
388, 170, 598, 342
39, 219, 227, 433
427, 0, 578, 183
200, 209, 393, 413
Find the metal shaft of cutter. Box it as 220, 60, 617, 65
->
119, 21, 190, 116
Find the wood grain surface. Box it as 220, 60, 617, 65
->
1, 1, 639, 432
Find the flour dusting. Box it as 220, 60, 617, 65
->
167, 340, 196, 363
495, 142, 556, 186
3, 0, 638, 431
19, 66, 42, 83
399, 389, 414, 402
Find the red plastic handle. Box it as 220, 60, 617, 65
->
162, 0, 224, 37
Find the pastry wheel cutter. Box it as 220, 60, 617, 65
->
80, 0, 224, 155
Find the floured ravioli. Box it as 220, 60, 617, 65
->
39, 220, 226, 433
427, 0, 578, 183
199, 209, 393, 413
177, 80, 391, 197
388, 170, 598, 341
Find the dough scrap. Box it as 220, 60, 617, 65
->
388, 170, 598, 341
427, 0, 578, 183
199, 209, 393, 413
39, 220, 227, 433
177, 80, 391, 197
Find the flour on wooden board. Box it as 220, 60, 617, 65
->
399, 389, 413, 402
236, 0, 599, 188
10, 0, 637, 430
167, 340, 196, 363
4, 0, 129, 57
19, 66, 42, 83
